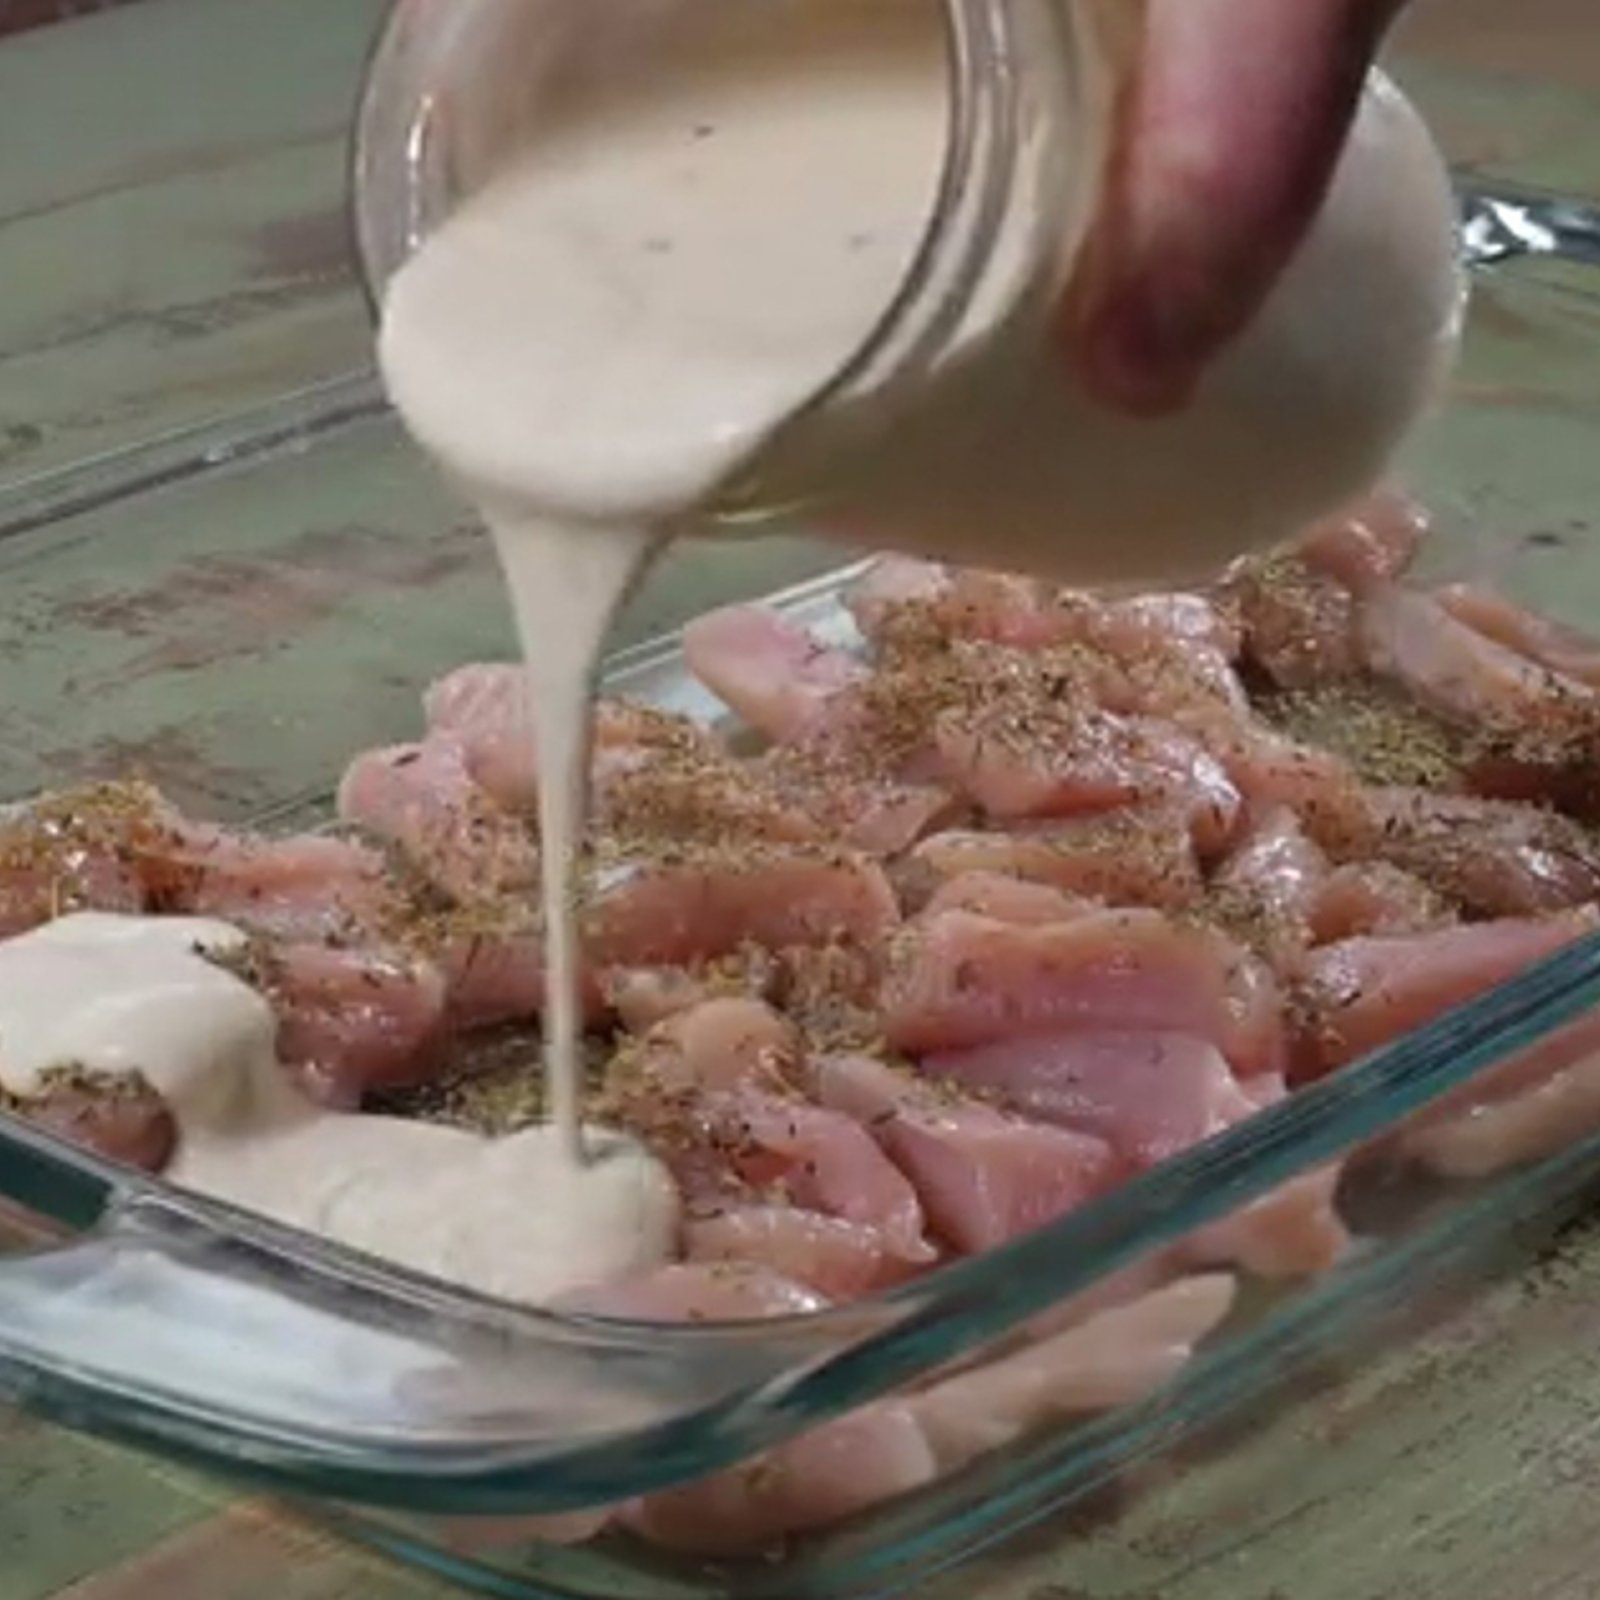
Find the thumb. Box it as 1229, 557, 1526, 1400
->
1067, 0, 1408, 415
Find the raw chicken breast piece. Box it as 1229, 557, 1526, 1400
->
912, 1274, 1237, 1467
607, 967, 708, 1031
268, 943, 451, 1105
928, 1030, 1260, 1172
338, 737, 537, 902
155, 825, 395, 944
935, 708, 1241, 856
0, 784, 170, 935
812, 1053, 1115, 1254
1222, 547, 1360, 688
1216, 488, 1425, 690
757, 743, 957, 856
634, 998, 801, 1095
1399, 1019, 1600, 1179
846, 555, 952, 642
2, 1070, 176, 1173
1309, 860, 1455, 943
1209, 807, 1329, 967
684, 605, 863, 744
1435, 582, 1600, 691
921, 871, 1097, 926
1216, 725, 1369, 835
625, 1273, 1235, 1554
1325, 786, 1600, 920
924, 1031, 1345, 1276
584, 848, 899, 970
598, 736, 822, 853
696, 1090, 935, 1264
607, 1046, 936, 1268
1297, 487, 1429, 592
913, 811, 1203, 910
1291, 910, 1598, 1081
427, 663, 717, 813
685, 1207, 918, 1299
621, 1401, 937, 1554
884, 909, 1286, 1077
1359, 585, 1600, 746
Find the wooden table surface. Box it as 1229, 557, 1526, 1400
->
4, 1, 1600, 1597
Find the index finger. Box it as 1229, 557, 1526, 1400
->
1067, 0, 1407, 414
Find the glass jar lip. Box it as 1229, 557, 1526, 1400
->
347, 0, 1031, 418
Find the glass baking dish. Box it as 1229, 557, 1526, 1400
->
3, 195, 1600, 1599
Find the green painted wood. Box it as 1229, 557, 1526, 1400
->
0, 1413, 210, 1598
0, 412, 838, 819
0, 0, 385, 486
924, 1209, 1600, 1600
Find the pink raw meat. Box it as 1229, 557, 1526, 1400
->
422, 662, 536, 797
927, 1030, 1258, 1171
1291, 910, 1598, 1081
1331, 787, 1600, 920
759, 746, 957, 856
935, 708, 1241, 856
883, 909, 1285, 1077
699, 1090, 935, 1264
338, 736, 537, 902
0, 786, 173, 934
845, 555, 952, 642
621, 1401, 937, 1554
684, 605, 863, 744
269, 943, 450, 1105
435, 923, 610, 1032
684, 1207, 918, 1299
1222, 548, 1360, 689
566, 1261, 831, 1322
1436, 582, 1600, 692
1309, 861, 1454, 943
913, 813, 1203, 910
1215, 725, 1368, 835
611, 1047, 936, 1268
1210, 807, 1328, 966
1359, 585, 1600, 742
1297, 487, 1429, 593
921, 871, 1096, 926
6, 1074, 177, 1173
622, 1273, 1235, 1553
1075, 590, 1243, 663
912, 1274, 1236, 1467
1399, 1016, 1600, 1179
427, 663, 717, 813
598, 739, 822, 852
605, 966, 715, 1033
161, 825, 396, 944
927, 1032, 1343, 1276
812, 1053, 1115, 1254
584, 849, 899, 970
635, 998, 801, 1095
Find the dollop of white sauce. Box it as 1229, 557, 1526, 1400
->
0, 914, 678, 1306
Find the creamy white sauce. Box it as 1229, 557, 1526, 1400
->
0, 914, 677, 1304
490, 515, 660, 1164
379, 4, 945, 524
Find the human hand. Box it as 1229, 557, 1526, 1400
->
1068, 0, 1411, 414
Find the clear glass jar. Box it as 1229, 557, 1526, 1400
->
354, 0, 1465, 585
